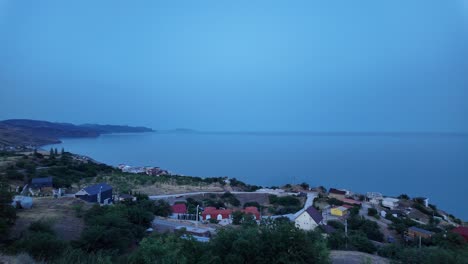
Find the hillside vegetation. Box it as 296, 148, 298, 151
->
0, 119, 153, 147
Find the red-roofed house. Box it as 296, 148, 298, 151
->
202, 207, 233, 221
242, 206, 261, 220
452, 226, 468, 242
171, 203, 187, 217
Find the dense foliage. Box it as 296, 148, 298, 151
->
130, 220, 330, 264
268, 194, 303, 214
0, 179, 16, 240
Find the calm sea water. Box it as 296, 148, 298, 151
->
47, 132, 468, 219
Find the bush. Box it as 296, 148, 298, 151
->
349, 232, 377, 253
153, 200, 171, 217
269, 195, 301, 207
221, 192, 240, 207
10, 222, 67, 261
367, 208, 378, 217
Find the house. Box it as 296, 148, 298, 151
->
407, 226, 434, 239
171, 203, 187, 217
342, 198, 362, 206
382, 197, 399, 209
294, 206, 323, 231
367, 192, 383, 205
452, 226, 468, 242
329, 188, 346, 200
331, 206, 348, 217
202, 207, 232, 221
31, 177, 53, 189
75, 183, 112, 203
242, 206, 261, 220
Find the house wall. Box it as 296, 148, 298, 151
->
331, 208, 344, 217
408, 230, 432, 239
295, 212, 318, 231
76, 189, 112, 203
329, 193, 345, 200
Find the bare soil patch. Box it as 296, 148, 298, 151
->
9, 197, 91, 241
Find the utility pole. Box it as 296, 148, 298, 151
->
196, 205, 199, 228
345, 219, 348, 249
419, 236, 422, 249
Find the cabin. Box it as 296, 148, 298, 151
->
75, 183, 113, 204
31, 177, 53, 189
407, 226, 434, 239
329, 188, 346, 200
294, 206, 323, 231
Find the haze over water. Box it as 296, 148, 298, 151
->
2, 1, 468, 219
48, 132, 468, 220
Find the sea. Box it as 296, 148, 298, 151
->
46, 132, 468, 220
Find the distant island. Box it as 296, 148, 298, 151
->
0, 119, 154, 147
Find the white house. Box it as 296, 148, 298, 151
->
382, 197, 399, 209
294, 206, 323, 231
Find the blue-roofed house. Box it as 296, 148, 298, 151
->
75, 183, 113, 203
31, 176, 53, 189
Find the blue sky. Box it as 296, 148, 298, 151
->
0, 0, 467, 131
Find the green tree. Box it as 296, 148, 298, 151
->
232, 211, 244, 225
0, 180, 16, 239
153, 199, 172, 217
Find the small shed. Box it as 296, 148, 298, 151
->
75, 183, 113, 203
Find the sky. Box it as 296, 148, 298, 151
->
0, 0, 467, 132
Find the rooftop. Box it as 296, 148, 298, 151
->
31, 176, 52, 184
408, 226, 434, 235
83, 183, 112, 195
329, 188, 346, 195
304, 206, 323, 223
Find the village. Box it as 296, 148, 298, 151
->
2, 149, 468, 264
10, 171, 468, 245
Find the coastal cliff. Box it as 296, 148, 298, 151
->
0, 119, 153, 147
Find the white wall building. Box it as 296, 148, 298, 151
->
294, 206, 323, 231
382, 197, 399, 209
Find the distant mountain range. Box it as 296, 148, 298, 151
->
0, 119, 154, 147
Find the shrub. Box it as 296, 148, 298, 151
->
367, 208, 378, 217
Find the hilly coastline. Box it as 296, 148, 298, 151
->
0, 119, 153, 147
